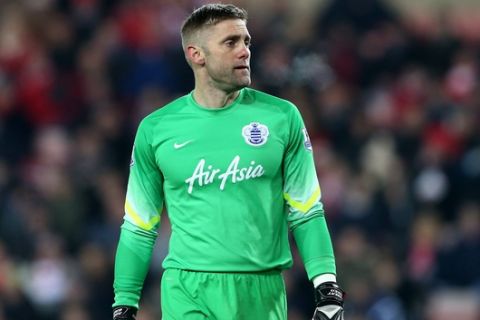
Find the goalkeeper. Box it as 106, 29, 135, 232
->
112, 3, 344, 320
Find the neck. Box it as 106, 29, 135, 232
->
193, 86, 241, 109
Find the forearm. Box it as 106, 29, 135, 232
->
113, 221, 157, 308
293, 216, 345, 319
292, 214, 336, 280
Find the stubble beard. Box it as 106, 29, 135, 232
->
203, 49, 251, 91
236, 72, 251, 89
210, 69, 251, 93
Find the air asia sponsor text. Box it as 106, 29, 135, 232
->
185, 156, 264, 193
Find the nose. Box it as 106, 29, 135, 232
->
238, 43, 250, 60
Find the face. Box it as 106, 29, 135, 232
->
200, 19, 251, 92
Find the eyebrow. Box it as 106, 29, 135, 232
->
219, 34, 251, 43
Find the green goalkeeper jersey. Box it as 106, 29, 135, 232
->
123, 87, 331, 273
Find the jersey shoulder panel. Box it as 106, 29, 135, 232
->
143, 94, 190, 122
244, 88, 297, 114
138, 94, 190, 132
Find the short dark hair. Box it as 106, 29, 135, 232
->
181, 3, 248, 48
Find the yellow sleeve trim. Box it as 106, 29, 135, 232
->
284, 185, 321, 214
125, 200, 160, 231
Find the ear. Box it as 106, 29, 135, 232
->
186, 45, 205, 66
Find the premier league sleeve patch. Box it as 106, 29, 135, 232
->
302, 128, 312, 151
130, 145, 135, 166
242, 122, 269, 146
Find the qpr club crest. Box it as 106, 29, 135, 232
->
242, 122, 269, 146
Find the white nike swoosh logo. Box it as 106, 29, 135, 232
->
174, 140, 193, 149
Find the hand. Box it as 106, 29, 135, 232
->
312, 282, 345, 320
113, 306, 137, 320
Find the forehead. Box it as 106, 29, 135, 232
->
205, 19, 250, 40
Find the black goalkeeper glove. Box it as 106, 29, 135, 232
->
113, 306, 137, 320
312, 282, 345, 320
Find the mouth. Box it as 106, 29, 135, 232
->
234, 65, 250, 71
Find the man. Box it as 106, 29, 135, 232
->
112, 3, 344, 320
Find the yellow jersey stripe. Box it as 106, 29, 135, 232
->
284, 186, 321, 213
125, 200, 160, 231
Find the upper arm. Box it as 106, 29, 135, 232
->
123, 121, 164, 234
282, 105, 324, 229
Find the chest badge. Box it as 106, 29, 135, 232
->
242, 122, 269, 146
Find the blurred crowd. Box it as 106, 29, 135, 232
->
0, 0, 480, 319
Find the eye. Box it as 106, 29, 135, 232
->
225, 40, 235, 47
245, 39, 252, 48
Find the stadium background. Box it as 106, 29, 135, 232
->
0, 0, 479, 319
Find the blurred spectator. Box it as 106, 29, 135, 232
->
425, 289, 480, 320
435, 201, 480, 287
21, 234, 72, 320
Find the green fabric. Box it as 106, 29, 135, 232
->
114, 87, 338, 310
292, 215, 336, 280
113, 222, 156, 308
123, 87, 329, 272
161, 269, 287, 320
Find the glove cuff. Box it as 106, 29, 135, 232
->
113, 306, 137, 320
314, 282, 345, 308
